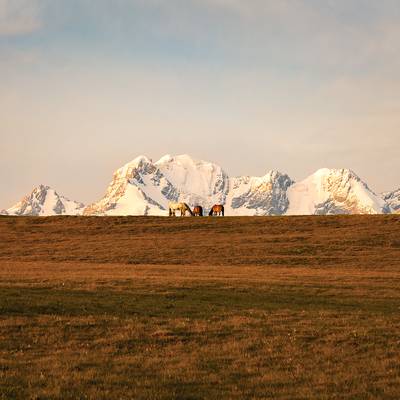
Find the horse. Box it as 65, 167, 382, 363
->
208, 204, 224, 216
193, 206, 203, 216
168, 202, 194, 217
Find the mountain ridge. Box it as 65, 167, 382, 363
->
4, 184, 85, 216
3, 154, 398, 216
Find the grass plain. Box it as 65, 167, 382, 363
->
0, 215, 400, 399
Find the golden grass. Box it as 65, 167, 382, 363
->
0, 215, 400, 399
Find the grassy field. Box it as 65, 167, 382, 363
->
0, 215, 400, 399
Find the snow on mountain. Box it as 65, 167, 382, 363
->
84, 154, 297, 216
226, 171, 293, 216
382, 189, 400, 212
6, 185, 85, 216
286, 168, 390, 215
4, 156, 396, 216
84, 154, 229, 216
84, 157, 394, 216
155, 154, 229, 209
84, 156, 168, 216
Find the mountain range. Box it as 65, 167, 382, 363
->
2, 154, 399, 216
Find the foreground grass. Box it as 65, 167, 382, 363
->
0, 216, 400, 399
1, 263, 400, 399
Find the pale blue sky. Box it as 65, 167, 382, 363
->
1, 0, 400, 207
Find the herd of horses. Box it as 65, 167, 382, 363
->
168, 202, 224, 217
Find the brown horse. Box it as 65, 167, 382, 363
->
209, 204, 224, 216
193, 206, 203, 216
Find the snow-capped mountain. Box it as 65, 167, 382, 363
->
286, 168, 390, 215
6, 185, 85, 216
226, 171, 293, 216
83, 156, 165, 216
84, 155, 229, 216
84, 155, 392, 216
4, 155, 398, 216
382, 189, 400, 213
84, 155, 294, 216
156, 154, 229, 209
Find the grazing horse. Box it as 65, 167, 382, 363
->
168, 202, 194, 217
193, 206, 203, 216
209, 204, 224, 216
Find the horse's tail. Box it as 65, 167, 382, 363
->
221, 205, 224, 216
199, 207, 203, 216
209, 206, 214, 216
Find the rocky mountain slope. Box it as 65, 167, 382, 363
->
84, 155, 391, 216
4, 185, 85, 216
226, 171, 293, 216
84, 155, 229, 216
286, 168, 390, 215
3, 155, 397, 216
382, 189, 400, 213
83, 155, 294, 216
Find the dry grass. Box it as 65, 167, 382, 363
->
0, 215, 400, 399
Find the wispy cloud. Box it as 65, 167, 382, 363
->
0, 0, 43, 36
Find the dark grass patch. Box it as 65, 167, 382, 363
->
1, 283, 400, 320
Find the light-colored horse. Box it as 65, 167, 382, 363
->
168, 202, 194, 217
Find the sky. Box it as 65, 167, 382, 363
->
1, 0, 400, 208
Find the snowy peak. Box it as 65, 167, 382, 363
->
287, 168, 389, 215
4, 156, 397, 216
84, 158, 395, 216
383, 188, 400, 212
84, 157, 165, 216
84, 154, 229, 215
156, 154, 174, 164
156, 154, 229, 207
6, 185, 85, 216
227, 170, 293, 215
115, 156, 154, 180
